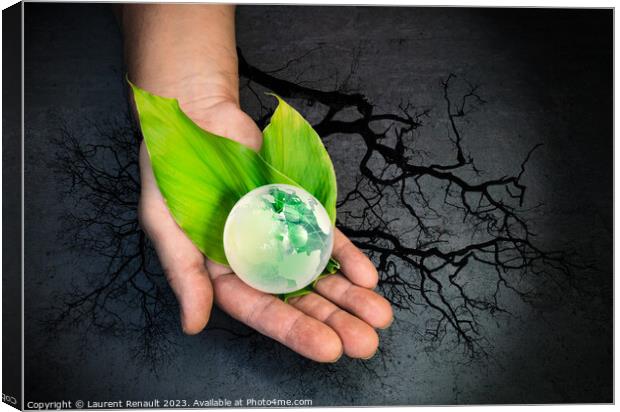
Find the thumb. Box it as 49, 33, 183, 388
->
138, 143, 213, 334
165, 257, 214, 335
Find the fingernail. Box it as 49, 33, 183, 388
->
179, 311, 188, 334
379, 316, 394, 330
181, 320, 192, 335
329, 349, 344, 363
180, 309, 194, 335
361, 349, 378, 360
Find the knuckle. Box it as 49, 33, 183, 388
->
166, 260, 207, 283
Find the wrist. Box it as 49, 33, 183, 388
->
122, 4, 239, 111
129, 58, 239, 106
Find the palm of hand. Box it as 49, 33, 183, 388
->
138, 102, 393, 362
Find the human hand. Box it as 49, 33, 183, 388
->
123, 3, 393, 362
138, 99, 394, 362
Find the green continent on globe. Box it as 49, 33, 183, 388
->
265, 186, 329, 257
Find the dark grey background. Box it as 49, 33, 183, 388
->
3, 3, 23, 409
23, 4, 612, 406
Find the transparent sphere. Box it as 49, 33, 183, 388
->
223, 184, 334, 294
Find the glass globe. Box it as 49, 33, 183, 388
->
223, 184, 334, 294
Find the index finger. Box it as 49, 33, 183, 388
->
332, 228, 379, 289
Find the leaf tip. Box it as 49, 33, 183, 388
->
264, 92, 285, 105
126, 78, 182, 112
125, 74, 144, 97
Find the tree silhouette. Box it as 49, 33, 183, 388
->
45, 48, 590, 370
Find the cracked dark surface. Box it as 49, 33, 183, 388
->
23, 4, 611, 405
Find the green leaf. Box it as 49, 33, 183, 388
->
130, 83, 341, 299
261, 95, 338, 224
130, 82, 297, 264
322, 257, 341, 275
